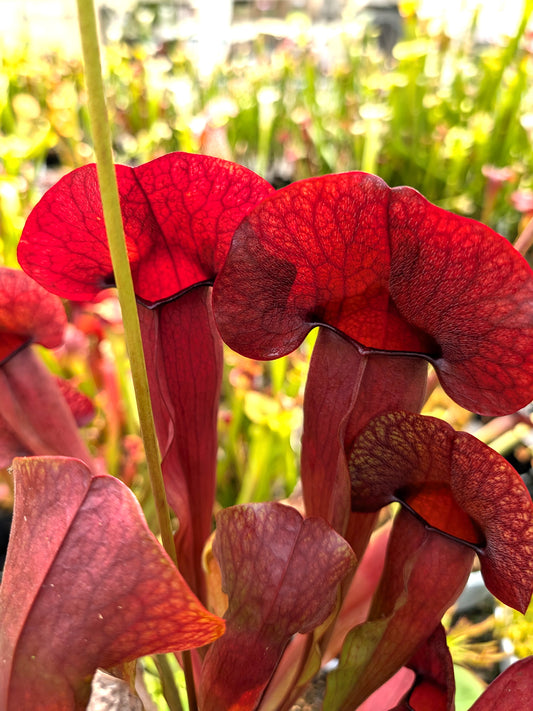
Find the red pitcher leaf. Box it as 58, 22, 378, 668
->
214, 172, 407, 358
0, 456, 224, 711
469, 657, 533, 710
0, 266, 66, 363
213, 172, 533, 414
138, 287, 223, 600
17, 153, 272, 602
324, 511, 474, 711
18, 153, 274, 304
0, 348, 94, 470
300, 329, 364, 532
349, 411, 533, 612
198, 502, 356, 711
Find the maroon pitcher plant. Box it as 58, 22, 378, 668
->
212, 171, 533, 548
13, 156, 533, 710
17, 152, 274, 599
323, 410, 533, 709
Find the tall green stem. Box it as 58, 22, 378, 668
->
76, 0, 177, 565
154, 655, 184, 711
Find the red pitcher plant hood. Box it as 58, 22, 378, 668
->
212, 171, 533, 416
349, 410, 533, 612
199, 502, 355, 711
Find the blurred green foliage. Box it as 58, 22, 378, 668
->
2, 2, 533, 263
495, 596, 533, 659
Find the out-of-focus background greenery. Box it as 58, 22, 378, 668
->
1, 1, 533, 707
2, 0, 533, 269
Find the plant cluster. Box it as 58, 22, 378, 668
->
0, 146, 532, 709
1, 3, 533, 711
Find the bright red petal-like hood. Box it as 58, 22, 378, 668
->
213, 172, 533, 414
18, 153, 274, 304
349, 410, 533, 612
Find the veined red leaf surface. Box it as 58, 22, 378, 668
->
17, 153, 274, 304
0, 266, 66, 363
213, 172, 533, 414
0, 457, 224, 711
469, 657, 533, 710
349, 411, 533, 612
263, 520, 389, 709
300, 327, 427, 536
199, 503, 356, 711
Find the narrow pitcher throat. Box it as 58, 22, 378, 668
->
300, 328, 428, 537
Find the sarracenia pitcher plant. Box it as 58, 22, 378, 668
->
1, 149, 530, 710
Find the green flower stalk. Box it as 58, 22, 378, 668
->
75, 0, 177, 565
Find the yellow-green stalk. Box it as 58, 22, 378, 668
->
75, 0, 177, 566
